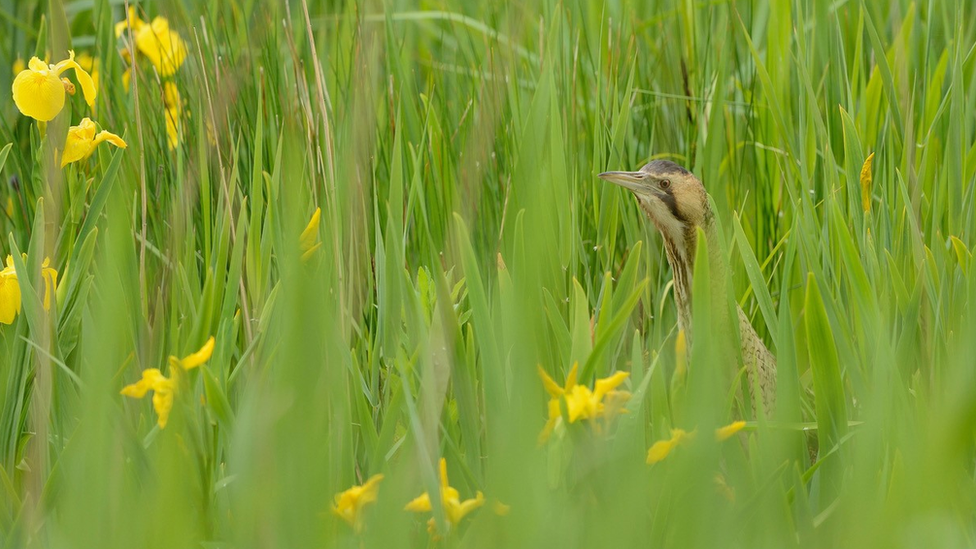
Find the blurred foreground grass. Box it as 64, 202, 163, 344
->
2, 0, 976, 547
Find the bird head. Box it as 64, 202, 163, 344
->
598, 160, 712, 251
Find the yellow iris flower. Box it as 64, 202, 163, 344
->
61, 118, 127, 167
119, 368, 177, 429
332, 474, 384, 532
11, 51, 96, 121
537, 362, 631, 442
300, 208, 322, 261
115, 8, 188, 76
120, 336, 215, 429
0, 255, 59, 324
405, 458, 484, 535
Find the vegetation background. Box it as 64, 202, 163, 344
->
1, 0, 975, 547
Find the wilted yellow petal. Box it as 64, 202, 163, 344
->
860, 152, 875, 214
716, 420, 746, 441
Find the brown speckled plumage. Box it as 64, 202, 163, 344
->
599, 161, 777, 413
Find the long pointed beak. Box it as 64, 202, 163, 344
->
598, 170, 646, 192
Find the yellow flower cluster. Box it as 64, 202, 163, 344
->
116, 8, 189, 150
534, 356, 748, 466
332, 474, 384, 532
405, 458, 485, 536
0, 255, 59, 324
332, 458, 498, 537
537, 362, 631, 443
10, 50, 127, 167
120, 337, 215, 429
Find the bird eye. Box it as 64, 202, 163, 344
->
660, 179, 671, 189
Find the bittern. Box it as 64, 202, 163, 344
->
599, 160, 776, 412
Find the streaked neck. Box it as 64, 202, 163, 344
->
661, 214, 723, 347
